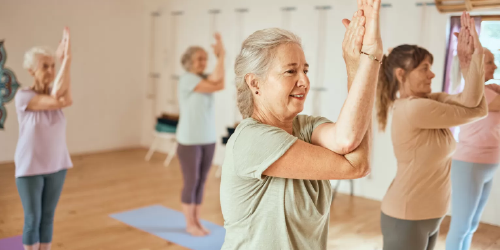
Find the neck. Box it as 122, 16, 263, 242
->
31, 81, 49, 94
399, 87, 427, 99
251, 108, 294, 134
189, 70, 203, 76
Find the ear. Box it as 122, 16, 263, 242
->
244, 73, 260, 93
394, 68, 406, 85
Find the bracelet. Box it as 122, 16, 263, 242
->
360, 51, 383, 64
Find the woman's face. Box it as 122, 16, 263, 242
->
30, 55, 55, 86
190, 50, 208, 75
484, 50, 497, 82
400, 57, 435, 97
258, 43, 309, 120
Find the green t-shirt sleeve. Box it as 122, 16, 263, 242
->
294, 115, 333, 143
232, 123, 298, 180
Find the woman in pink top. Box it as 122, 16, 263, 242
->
14, 28, 73, 250
446, 48, 499, 250
376, 13, 487, 250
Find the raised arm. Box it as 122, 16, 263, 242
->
51, 27, 72, 102
311, 0, 382, 155
440, 12, 484, 108
194, 33, 225, 93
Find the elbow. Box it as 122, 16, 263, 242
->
336, 136, 362, 155
352, 160, 371, 179
216, 80, 225, 91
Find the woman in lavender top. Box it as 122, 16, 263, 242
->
14, 27, 73, 250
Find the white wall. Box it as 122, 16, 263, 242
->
142, 0, 500, 226
0, 0, 147, 162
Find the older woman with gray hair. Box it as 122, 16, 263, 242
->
14, 27, 72, 250
220, 0, 383, 250
176, 33, 225, 236
220, 0, 382, 249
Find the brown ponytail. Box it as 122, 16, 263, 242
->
376, 45, 434, 131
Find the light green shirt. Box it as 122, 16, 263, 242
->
220, 115, 333, 250
176, 72, 216, 145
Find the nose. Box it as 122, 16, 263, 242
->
297, 73, 309, 89
430, 70, 436, 79
48, 66, 55, 76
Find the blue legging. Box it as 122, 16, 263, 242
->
16, 169, 67, 245
446, 160, 498, 250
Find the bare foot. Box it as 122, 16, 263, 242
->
197, 222, 211, 235
186, 224, 206, 237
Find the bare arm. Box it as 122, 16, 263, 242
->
263, 126, 371, 180
27, 94, 72, 111
316, 56, 379, 155
195, 33, 225, 94
51, 27, 72, 99
312, 1, 382, 155
51, 57, 71, 99
193, 77, 224, 93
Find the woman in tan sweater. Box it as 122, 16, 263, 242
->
376, 12, 487, 250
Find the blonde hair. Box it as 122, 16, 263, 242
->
23, 46, 54, 70
181, 46, 205, 71
234, 28, 301, 118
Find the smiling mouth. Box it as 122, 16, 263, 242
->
290, 94, 304, 98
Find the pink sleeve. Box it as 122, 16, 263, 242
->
15, 90, 36, 112
485, 86, 499, 104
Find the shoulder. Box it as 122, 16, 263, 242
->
15, 88, 37, 102
231, 118, 296, 148
399, 96, 435, 109
234, 118, 281, 137
180, 72, 202, 82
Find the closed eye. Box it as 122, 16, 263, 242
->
285, 69, 297, 74
304, 70, 309, 74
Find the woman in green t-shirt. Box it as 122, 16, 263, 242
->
220, 0, 383, 249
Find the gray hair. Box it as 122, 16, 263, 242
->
23, 46, 54, 70
181, 46, 205, 71
234, 28, 302, 118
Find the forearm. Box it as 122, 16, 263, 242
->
51, 58, 72, 98
457, 53, 485, 107
207, 57, 225, 83
335, 56, 380, 151
343, 125, 371, 178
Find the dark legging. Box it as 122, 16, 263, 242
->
177, 143, 215, 204
381, 212, 444, 250
16, 169, 67, 245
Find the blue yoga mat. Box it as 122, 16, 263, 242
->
110, 205, 225, 250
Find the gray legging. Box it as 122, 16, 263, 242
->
16, 169, 67, 245
381, 212, 444, 250
177, 143, 215, 204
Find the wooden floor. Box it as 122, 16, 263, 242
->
1, 148, 500, 250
